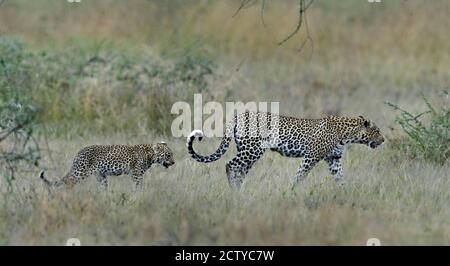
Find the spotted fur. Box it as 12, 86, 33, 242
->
40, 142, 175, 190
187, 112, 384, 188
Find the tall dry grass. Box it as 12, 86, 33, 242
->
0, 134, 449, 245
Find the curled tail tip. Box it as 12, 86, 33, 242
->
186, 130, 204, 146
186, 128, 231, 163
190, 129, 204, 139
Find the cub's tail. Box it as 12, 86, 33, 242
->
39, 171, 65, 187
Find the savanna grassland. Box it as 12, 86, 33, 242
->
0, 0, 449, 245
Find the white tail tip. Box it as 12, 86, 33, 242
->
186, 130, 204, 147
189, 130, 203, 139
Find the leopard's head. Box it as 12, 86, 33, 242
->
153, 142, 175, 168
349, 116, 384, 149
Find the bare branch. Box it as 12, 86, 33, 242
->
278, 0, 314, 46
233, 0, 315, 47
278, 0, 304, 46
297, 6, 314, 60
232, 0, 257, 18
0, 124, 23, 142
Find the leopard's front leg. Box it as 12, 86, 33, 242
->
324, 145, 345, 185
293, 155, 320, 185
325, 157, 344, 185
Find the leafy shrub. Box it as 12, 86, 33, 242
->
0, 37, 218, 137
386, 92, 449, 164
0, 37, 40, 185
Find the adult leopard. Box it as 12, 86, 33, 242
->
40, 142, 175, 190
187, 112, 384, 188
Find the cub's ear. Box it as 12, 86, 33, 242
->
153, 143, 165, 150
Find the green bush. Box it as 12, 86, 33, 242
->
0, 37, 40, 185
386, 92, 449, 164
0, 36, 218, 137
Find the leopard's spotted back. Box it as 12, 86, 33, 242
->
40, 143, 175, 189
187, 111, 384, 188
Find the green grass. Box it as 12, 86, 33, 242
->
1, 135, 449, 245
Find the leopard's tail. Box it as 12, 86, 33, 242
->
39, 171, 65, 187
186, 119, 235, 163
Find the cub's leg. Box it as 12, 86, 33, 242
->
130, 170, 145, 191
63, 157, 93, 187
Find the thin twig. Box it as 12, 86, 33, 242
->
232, 0, 255, 18
278, 0, 304, 46
297, 5, 314, 60
278, 0, 314, 46
233, 0, 315, 47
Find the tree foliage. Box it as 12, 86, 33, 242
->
0, 37, 40, 186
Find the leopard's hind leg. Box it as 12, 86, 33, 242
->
225, 141, 266, 189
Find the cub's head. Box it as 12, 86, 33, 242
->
350, 116, 384, 149
153, 142, 175, 168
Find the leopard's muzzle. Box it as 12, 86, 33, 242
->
368, 138, 384, 149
